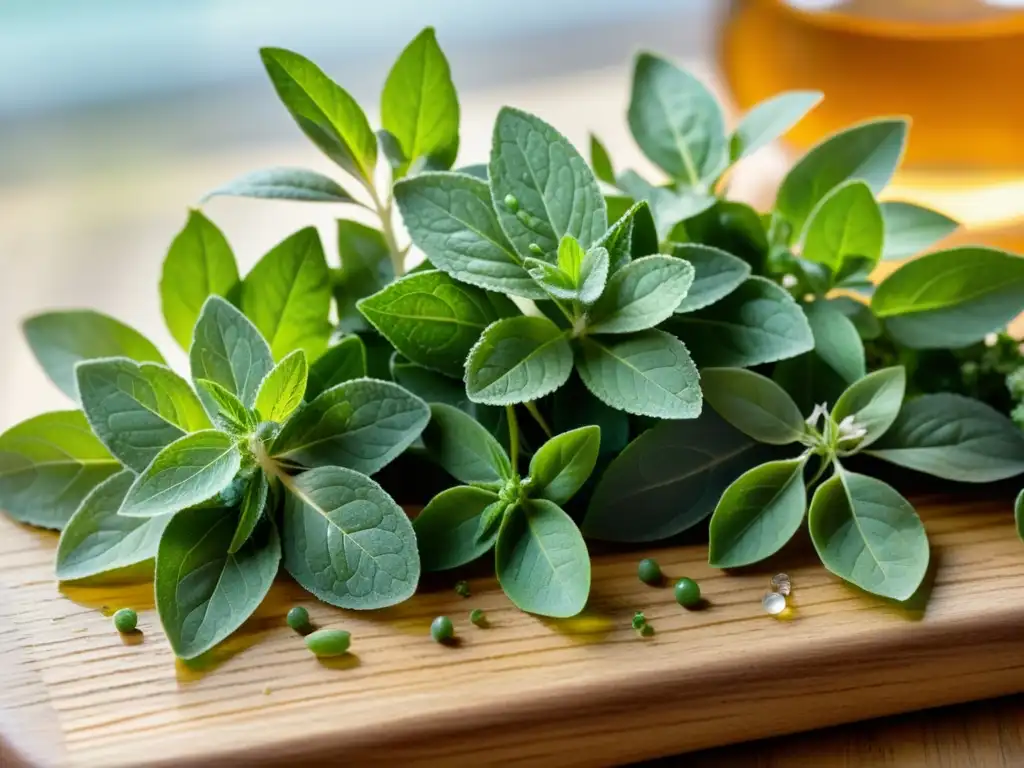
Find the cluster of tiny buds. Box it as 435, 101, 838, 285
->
804, 402, 866, 451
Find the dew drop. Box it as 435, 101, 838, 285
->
762, 591, 787, 616
504, 194, 519, 212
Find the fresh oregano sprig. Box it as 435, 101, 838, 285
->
413, 403, 598, 617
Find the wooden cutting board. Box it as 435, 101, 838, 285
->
2, 494, 1024, 768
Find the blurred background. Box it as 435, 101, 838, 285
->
3, 0, 1024, 429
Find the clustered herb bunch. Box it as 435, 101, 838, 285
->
5, 27, 1024, 662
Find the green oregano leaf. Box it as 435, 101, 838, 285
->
576, 330, 702, 419
395, 171, 545, 299
587, 255, 695, 334
489, 107, 607, 261
190, 296, 275, 412
306, 335, 367, 399
381, 27, 460, 177
334, 220, 395, 334
708, 457, 808, 568
464, 316, 573, 406
56, 470, 172, 581
831, 366, 906, 451
241, 227, 331, 361
160, 210, 240, 352
803, 300, 866, 385
228, 471, 268, 555
281, 466, 419, 608
590, 133, 616, 185
616, 169, 716, 240
730, 90, 822, 162
413, 485, 501, 571
119, 430, 242, 518
271, 378, 429, 475
867, 394, 1024, 482
0, 410, 121, 530
775, 119, 907, 238
801, 180, 883, 274
670, 244, 750, 314
808, 466, 928, 601
872, 247, 1024, 349
254, 349, 308, 423
526, 426, 601, 506
421, 403, 512, 485
77, 359, 212, 472
203, 167, 361, 205
358, 270, 517, 378
260, 47, 377, 181
669, 276, 814, 368
23, 311, 166, 401
583, 409, 770, 542
879, 201, 959, 260
827, 296, 881, 341
597, 200, 658, 274
700, 367, 806, 445
1016, 490, 1024, 544
195, 379, 258, 434
627, 52, 726, 186
156, 506, 280, 659
495, 499, 590, 618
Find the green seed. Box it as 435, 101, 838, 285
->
637, 557, 662, 586
304, 628, 351, 657
528, 243, 544, 255
640, 623, 654, 637
674, 577, 701, 608
631, 611, 646, 630
504, 194, 519, 212
470, 608, 487, 627
286, 606, 310, 632
112, 608, 137, 633
431, 615, 454, 643
454, 580, 471, 598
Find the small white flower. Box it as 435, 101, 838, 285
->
837, 415, 868, 442
781, 274, 798, 288
985, 333, 998, 347
806, 402, 828, 429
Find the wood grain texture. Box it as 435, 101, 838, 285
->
2, 494, 1024, 768
685, 694, 1024, 767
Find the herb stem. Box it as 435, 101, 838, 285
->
805, 452, 832, 490
524, 401, 552, 438
364, 182, 405, 278
506, 405, 520, 475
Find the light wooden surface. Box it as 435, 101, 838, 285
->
2, 494, 1024, 767
687, 694, 1024, 767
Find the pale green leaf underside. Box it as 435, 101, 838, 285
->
880, 201, 958, 261
203, 167, 359, 204
700, 367, 805, 445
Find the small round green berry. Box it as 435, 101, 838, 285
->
637, 557, 662, 586
470, 608, 487, 627
304, 628, 351, 657
431, 615, 455, 643
504, 194, 519, 212
674, 577, 701, 608
454, 580, 471, 598
112, 608, 137, 633
528, 243, 544, 255
631, 611, 646, 630
640, 623, 654, 637
286, 606, 310, 632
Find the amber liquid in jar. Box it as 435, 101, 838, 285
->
720, 0, 1024, 244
